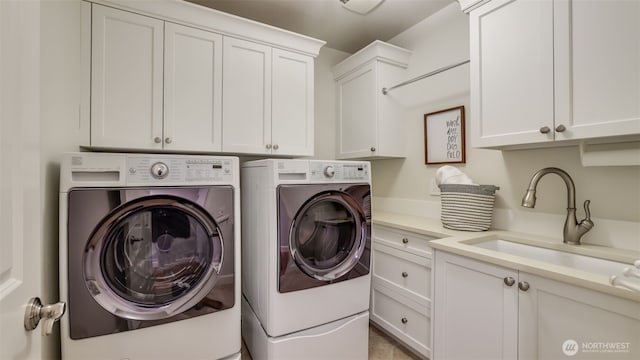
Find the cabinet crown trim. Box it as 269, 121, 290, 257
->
88, 0, 325, 57
457, 0, 491, 13
332, 40, 412, 80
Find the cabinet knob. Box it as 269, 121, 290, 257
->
273, 144, 279, 150
555, 124, 566, 133
370, 147, 376, 152
266, 144, 272, 149
164, 137, 172, 144
539, 126, 551, 134
402, 272, 408, 278
503, 277, 515, 287
401, 317, 408, 324
154, 137, 162, 144
402, 237, 409, 244
518, 281, 530, 291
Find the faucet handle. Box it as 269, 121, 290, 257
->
583, 200, 591, 220
580, 200, 594, 230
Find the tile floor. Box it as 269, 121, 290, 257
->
240, 324, 421, 360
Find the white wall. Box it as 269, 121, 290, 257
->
40, 2, 86, 358
312, 47, 349, 160
369, 3, 640, 250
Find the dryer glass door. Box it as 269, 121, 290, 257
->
289, 191, 367, 282
84, 195, 223, 320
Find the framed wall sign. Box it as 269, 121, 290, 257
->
424, 106, 466, 164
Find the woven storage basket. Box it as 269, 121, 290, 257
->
439, 184, 499, 231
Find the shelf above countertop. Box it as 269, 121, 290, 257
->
372, 211, 640, 303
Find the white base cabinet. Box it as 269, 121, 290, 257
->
370, 225, 437, 359
433, 250, 640, 359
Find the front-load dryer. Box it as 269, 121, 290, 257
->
59, 152, 241, 360
241, 159, 371, 360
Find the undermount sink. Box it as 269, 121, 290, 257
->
470, 239, 629, 277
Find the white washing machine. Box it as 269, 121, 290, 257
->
241, 159, 371, 360
59, 152, 241, 360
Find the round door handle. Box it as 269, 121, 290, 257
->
555, 124, 566, 133
164, 137, 172, 144
539, 126, 551, 134
503, 277, 515, 287
154, 137, 162, 144
24, 297, 66, 336
518, 281, 530, 291
370, 147, 376, 152
266, 144, 272, 149
402, 238, 409, 244
402, 272, 408, 278
401, 317, 408, 324
273, 144, 279, 150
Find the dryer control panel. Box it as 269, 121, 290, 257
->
309, 161, 370, 181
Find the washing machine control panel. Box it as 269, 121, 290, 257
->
127, 157, 234, 184
309, 162, 370, 181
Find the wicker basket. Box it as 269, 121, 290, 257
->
439, 184, 499, 231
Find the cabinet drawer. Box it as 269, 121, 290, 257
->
373, 242, 431, 300
373, 225, 435, 257
371, 283, 430, 358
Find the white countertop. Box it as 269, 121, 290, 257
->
373, 211, 640, 302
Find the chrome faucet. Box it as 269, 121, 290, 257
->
521, 167, 594, 245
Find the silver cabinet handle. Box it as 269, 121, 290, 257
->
518, 281, 530, 291
402, 237, 409, 244
370, 147, 376, 152
266, 144, 272, 149
24, 297, 66, 336
164, 137, 172, 144
539, 126, 551, 134
402, 272, 408, 278
154, 137, 162, 144
401, 317, 408, 324
503, 277, 515, 287
273, 144, 279, 150
555, 124, 566, 132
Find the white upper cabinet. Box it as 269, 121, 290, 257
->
84, 0, 324, 155
164, 22, 223, 152
271, 49, 314, 157
91, 5, 164, 150
470, 0, 640, 149
90, 4, 222, 151
333, 41, 411, 159
222, 38, 272, 155
222, 38, 314, 156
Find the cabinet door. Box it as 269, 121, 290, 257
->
470, 0, 555, 148
554, 0, 640, 140
91, 4, 163, 149
271, 49, 314, 156
164, 22, 222, 152
222, 37, 272, 154
518, 272, 640, 359
433, 250, 518, 359
336, 62, 378, 159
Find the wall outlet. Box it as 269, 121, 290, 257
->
430, 178, 441, 196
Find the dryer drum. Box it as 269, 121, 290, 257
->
83, 195, 224, 321
288, 190, 367, 281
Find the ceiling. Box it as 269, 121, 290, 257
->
185, 0, 454, 54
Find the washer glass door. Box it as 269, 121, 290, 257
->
84, 195, 223, 320
288, 191, 367, 282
